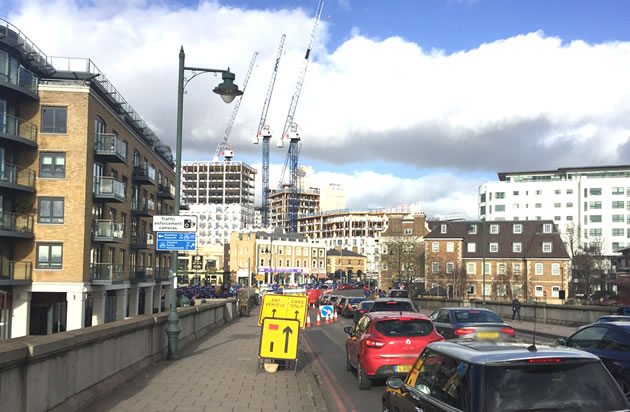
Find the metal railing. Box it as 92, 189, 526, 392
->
158, 183, 175, 197
0, 261, 32, 281
93, 176, 126, 199
0, 212, 34, 234
155, 268, 170, 280
0, 163, 36, 188
132, 198, 156, 214
130, 266, 154, 281
131, 232, 154, 247
0, 114, 37, 143
0, 61, 39, 95
133, 164, 156, 181
0, 19, 54, 73
93, 219, 125, 240
90, 263, 123, 282
95, 133, 127, 159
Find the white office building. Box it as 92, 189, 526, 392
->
479, 166, 630, 254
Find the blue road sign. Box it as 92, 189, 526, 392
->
320, 305, 333, 319
156, 232, 196, 251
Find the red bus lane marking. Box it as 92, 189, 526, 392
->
301, 332, 359, 412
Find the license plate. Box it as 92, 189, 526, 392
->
477, 332, 499, 339
395, 364, 412, 372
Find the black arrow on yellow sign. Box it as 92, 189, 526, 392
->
272, 308, 277, 318
283, 326, 293, 353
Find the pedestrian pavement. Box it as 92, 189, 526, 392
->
83, 306, 329, 412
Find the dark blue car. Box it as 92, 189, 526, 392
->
558, 322, 630, 401
429, 307, 515, 340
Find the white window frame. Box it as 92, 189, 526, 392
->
497, 284, 506, 296
513, 263, 522, 276
513, 285, 522, 297
446, 242, 454, 252
490, 224, 499, 234
432, 262, 439, 273
535, 263, 543, 275
484, 284, 491, 296
497, 263, 506, 275
468, 225, 477, 234
542, 242, 552, 253
467, 243, 476, 253
489, 242, 498, 253
535, 286, 544, 297
543, 224, 552, 233
467, 263, 475, 274
513, 224, 522, 234
552, 286, 560, 298
484, 263, 491, 275
440, 224, 447, 234
446, 262, 454, 274
552, 263, 560, 275
432, 242, 439, 252
513, 242, 522, 253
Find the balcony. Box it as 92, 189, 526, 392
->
130, 266, 154, 282
0, 64, 39, 100
94, 133, 127, 163
93, 220, 125, 243
155, 267, 171, 281
90, 263, 123, 284
180, 199, 190, 211
0, 212, 34, 238
0, 163, 36, 192
158, 183, 175, 200
131, 198, 155, 217
132, 165, 156, 185
0, 114, 37, 148
130, 232, 154, 249
0, 261, 32, 285
93, 177, 126, 203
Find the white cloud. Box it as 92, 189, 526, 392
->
8, 0, 630, 216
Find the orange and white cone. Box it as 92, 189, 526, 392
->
325, 313, 330, 324
306, 314, 312, 328
334, 310, 339, 322
316, 312, 321, 326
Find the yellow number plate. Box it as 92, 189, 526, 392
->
395, 364, 412, 372
477, 331, 499, 339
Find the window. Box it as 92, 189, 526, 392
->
286, 259, 290, 267
542, 242, 552, 253
542, 223, 551, 234
489, 242, 498, 253
552, 286, 560, 298
552, 263, 560, 275
613, 187, 625, 195
495, 205, 505, 212
432, 242, 439, 252
513, 285, 522, 297
566, 202, 573, 208
38, 197, 64, 223
613, 228, 625, 237
467, 263, 475, 274
554, 189, 561, 195
535, 263, 543, 275
613, 214, 624, 223
467, 224, 477, 234
590, 228, 602, 237
590, 215, 602, 223
278, 247, 283, 255
513, 204, 519, 209
467, 243, 476, 253
513, 242, 522, 253
296, 248, 301, 256
39, 152, 66, 178
590, 188, 602, 195
513, 191, 519, 195
497, 284, 506, 296
446, 242, 454, 252
554, 216, 561, 221
513, 224, 522, 234
496, 192, 505, 199
432, 262, 439, 273
554, 203, 561, 208
567, 216, 573, 221
490, 224, 499, 234
589, 201, 602, 209
535, 203, 542, 208
513, 263, 522, 276
613, 201, 625, 209
535, 285, 544, 297
431, 355, 470, 409
567, 189, 573, 194
404, 228, 412, 235
446, 262, 454, 274
36, 243, 63, 269
319, 249, 324, 257
286, 246, 291, 254
41, 106, 67, 133
484, 284, 491, 296
484, 263, 490, 275
440, 224, 447, 234
497, 263, 506, 275
536, 190, 542, 195
382, 262, 388, 270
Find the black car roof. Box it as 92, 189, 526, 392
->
427, 340, 600, 365
439, 307, 496, 312
581, 321, 630, 331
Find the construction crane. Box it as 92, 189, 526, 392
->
253, 34, 286, 227
212, 51, 258, 162
277, 0, 324, 232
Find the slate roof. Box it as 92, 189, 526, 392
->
326, 248, 365, 258
425, 220, 569, 260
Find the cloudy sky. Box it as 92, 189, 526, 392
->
4, 0, 630, 217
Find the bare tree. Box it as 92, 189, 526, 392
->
382, 235, 424, 290
565, 221, 608, 301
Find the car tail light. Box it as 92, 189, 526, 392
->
397, 317, 411, 321
365, 339, 385, 348
501, 328, 515, 336
386, 301, 397, 304
359, 310, 366, 314
528, 358, 561, 363
454, 328, 476, 335
347, 304, 352, 309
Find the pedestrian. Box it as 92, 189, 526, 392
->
512, 296, 521, 322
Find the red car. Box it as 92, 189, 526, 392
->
344, 312, 444, 390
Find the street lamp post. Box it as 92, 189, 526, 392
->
482, 217, 486, 306
167, 46, 243, 361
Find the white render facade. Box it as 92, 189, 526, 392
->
479, 166, 630, 254
182, 203, 249, 246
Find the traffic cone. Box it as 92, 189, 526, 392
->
306, 314, 312, 328
316, 312, 321, 326
325, 313, 330, 324
334, 310, 339, 322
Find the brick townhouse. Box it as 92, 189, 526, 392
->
424, 220, 569, 303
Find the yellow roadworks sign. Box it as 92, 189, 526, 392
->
255, 275, 265, 281
259, 317, 299, 360
258, 294, 308, 329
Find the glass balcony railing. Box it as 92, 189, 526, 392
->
0, 114, 37, 145
0, 163, 36, 189
130, 232, 154, 248
0, 261, 32, 281
0, 212, 34, 235
131, 198, 155, 215
133, 164, 156, 183
93, 219, 125, 241
93, 177, 126, 200
158, 183, 175, 199
90, 263, 123, 283
130, 266, 154, 281
155, 267, 170, 280
94, 133, 127, 160
0, 63, 38, 95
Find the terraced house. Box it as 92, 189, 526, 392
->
424, 220, 570, 304
0, 19, 176, 339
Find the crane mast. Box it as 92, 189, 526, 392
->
212, 51, 258, 162
253, 34, 286, 227
277, 0, 324, 232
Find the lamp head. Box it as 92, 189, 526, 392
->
213, 69, 243, 104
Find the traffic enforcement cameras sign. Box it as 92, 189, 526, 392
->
153, 216, 198, 232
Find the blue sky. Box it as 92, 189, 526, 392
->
6, 0, 630, 216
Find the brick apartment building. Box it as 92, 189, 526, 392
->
424, 220, 570, 303
326, 248, 367, 282
0, 19, 175, 339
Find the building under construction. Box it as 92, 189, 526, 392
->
269, 185, 320, 229
181, 160, 256, 245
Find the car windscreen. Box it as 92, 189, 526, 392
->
390, 290, 408, 298
329, 296, 338, 302
453, 310, 502, 323
371, 301, 416, 312
375, 319, 433, 337
485, 360, 628, 412
349, 298, 365, 304
359, 301, 374, 310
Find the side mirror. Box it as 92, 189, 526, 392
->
556, 338, 567, 346
386, 376, 405, 390
343, 326, 354, 335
